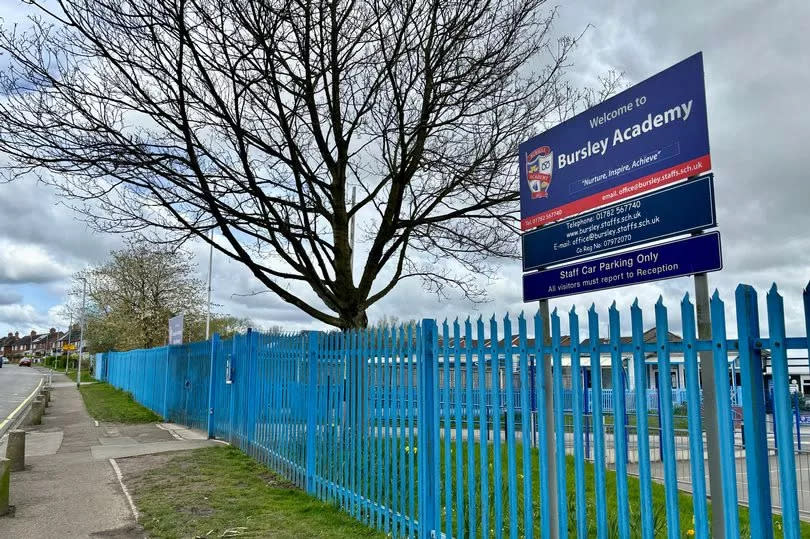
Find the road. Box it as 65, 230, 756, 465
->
0, 364, 45, 435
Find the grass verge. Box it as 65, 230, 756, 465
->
122, 445, 384, 538
78, 382, 162, 423
433, 440, 805, 538
66, 368, 98, 384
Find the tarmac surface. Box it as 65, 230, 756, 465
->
0, 364, 44, 435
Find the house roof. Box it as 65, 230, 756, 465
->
14, 334, 34, 347
57, 327, 82, 343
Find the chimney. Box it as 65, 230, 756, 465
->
30, 330, 37, 338
50, 328, 56, 334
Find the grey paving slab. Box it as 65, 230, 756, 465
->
90, 439, 220, 460
23, 431, 63, 456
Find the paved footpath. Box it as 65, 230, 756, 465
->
1, 372, 219, 538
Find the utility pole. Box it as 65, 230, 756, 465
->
205, 229, 214, 340
77, 277, 86, 389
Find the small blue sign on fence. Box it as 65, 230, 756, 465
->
522, 232, 722, 301
519, 52, 711, 230
522, 174, 717, 271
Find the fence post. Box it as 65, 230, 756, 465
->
305, 331, 319, 495
418, 318, 438, 537
767, 285, 801, 538
207, 333, 220, 439
246, 328, 255, 452
794, 393, 801, 451
163, 346, 171, 420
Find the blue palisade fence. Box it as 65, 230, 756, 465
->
95, 281, 810, 538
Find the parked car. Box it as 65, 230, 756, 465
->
1, 356, 8, 364
19, 358, 32, 367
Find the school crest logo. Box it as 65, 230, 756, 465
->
526, 146, 553, 199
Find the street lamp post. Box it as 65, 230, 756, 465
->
205, 230, 213, 340
77, 277, 87, 388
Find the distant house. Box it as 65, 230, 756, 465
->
56, 325, 83, 354
8, 331, 31, 358
33, 328, 64, 357
0, 332, 17, 357
0, 328, 66, 360
2, 329, 63, 360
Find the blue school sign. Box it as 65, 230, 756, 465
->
522, 232, 722, 302
522, 174, 717, 271
519, 52, 711, 230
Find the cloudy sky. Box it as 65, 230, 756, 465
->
0, 0, 808, 340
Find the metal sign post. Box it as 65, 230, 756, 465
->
538, 298, 559, 539
695, 272, 725, 537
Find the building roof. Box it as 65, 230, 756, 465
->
57, 327, 82, 343
447, 328, 680, 351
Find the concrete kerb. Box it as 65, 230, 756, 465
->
6, 431, 24, 472
29, 397, 45, 426
0, 457, 9, 516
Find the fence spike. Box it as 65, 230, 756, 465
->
588, 303, 596, 314
804, 282, 810, 378
766, 281, 800, 538
655, 296, 667, 316
710, 289, 724, 309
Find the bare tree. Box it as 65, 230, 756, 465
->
0, 0, 607, 328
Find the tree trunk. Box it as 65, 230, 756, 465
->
339, 307, 368, 330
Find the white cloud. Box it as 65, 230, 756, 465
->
0, 242, 74, 284
0, 1, 809, 341
0, 303, 59, 333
